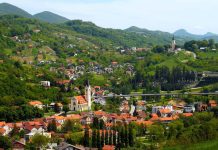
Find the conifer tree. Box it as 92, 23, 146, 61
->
92, 129, 97, 148
125, 125, 129, 147
109, 130, 113, 145
97, 129, 101, 149
113, 131, 117, 146
84, 127, 89, 147
101, 130, 105, 147
105, 130, 109, 145
129, 127, 134, 146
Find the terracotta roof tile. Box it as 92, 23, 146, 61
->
75, 96, 87, 104
29, 101, 42, 106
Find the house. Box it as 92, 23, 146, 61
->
152, 106, 163, 114
66, 114, 81, 121
183, 104, 195, 113
94, 97, 106, 105
194, 102, 207, 112
0, 128, 6, 136
24, 125, 47, 141
12, 140, 26, 150
81, 116, 92, 125
50, 102, 63, 111
136, 101, 146, 111
208, 100, 217, 109
69, 81, 91, 112
40, 81, 51, 87
0, 122, 13, 135
56, 80, 71, 86
28, 101, 43, 109
56, 142, 85, 150
157, 108, 172, 117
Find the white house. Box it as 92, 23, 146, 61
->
40, 81, 51, 87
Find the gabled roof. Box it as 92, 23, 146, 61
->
94, 111, 107, 116
136, 120, 153, 126
182, 113, 193, 117
29, 101, 43, 106
159, 108, 171, 114
74, 96, 87, 104
66, 114, 81, 120
0, 122, 6, 127
0, 128, 6, 135
56, 80, 71, 85
209, 100, 217, 104
103, 145, 115, 150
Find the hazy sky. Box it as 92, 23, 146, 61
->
0, 0, 217, 34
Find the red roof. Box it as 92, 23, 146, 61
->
159, 108, 171, 114
0, 122, 6, 127
75, 96, 87, 104
103, 145, 115, 150
28, 101, 42, 106
209, 100, 217, 104
0, 128, 6, 135
183, 113, 193, 117
136, 120, 153, 126
66, 114, 81, 120
94, 111, 107, 116
56, 80, 70, 85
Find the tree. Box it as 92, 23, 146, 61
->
109, 130, 113, 145
62, 120, 83, 132
101, 130, 105, 147
47, 120, 57, 132
93, 117, 99, 129
92, 129, 97, 148
10, 124, 20, 137
105, 130, 109, 145
125, 125, 129, 147
99, 119, 105, 129
0, 136, 12, 149
66, 132, 84, 145
113, 130, 117, 146
31, 134, 49, 149
148, 124, 165, 143
63, 105, 69, 116
129, 126, 135, 147
54, 103, 61, 113
97, 129, 101, 149
84, 127, 90, 147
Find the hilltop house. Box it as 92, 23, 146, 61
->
28, 101, 43, 109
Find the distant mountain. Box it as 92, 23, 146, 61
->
125, 26, 189, 45
174, 29, 218, 41
174, 29, 198, 38
0, 3, 32, 18
34, 11, 69, 24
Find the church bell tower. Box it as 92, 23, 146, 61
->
85, 80, 92, 111
171, 35, 176, 51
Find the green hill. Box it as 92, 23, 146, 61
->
34, 11, 69, 24
174, 29, 218, 42
0, 3, 32, 18
125, 26, 190, 46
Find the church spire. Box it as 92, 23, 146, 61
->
85, 79, 92, 111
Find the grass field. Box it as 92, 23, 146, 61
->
163, 139, 218, 150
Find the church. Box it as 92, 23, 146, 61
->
69, 81, 92, 111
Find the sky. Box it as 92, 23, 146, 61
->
0, 0, 217, 34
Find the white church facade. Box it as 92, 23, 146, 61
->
69, 80, 92, 111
